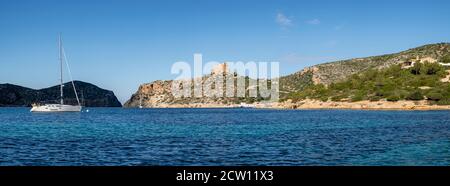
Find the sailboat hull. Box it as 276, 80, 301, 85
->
30, 35, 82, 113
30, 104, 82, 112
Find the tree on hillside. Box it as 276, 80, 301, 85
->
420, 62, 445, 75
406, 90, 424, 100
440, 54, 450, 64
410, 62, 445, 75
410, 62, 423, 75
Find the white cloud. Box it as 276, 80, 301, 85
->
276, 13, 293, 27
306, 19, 321, 25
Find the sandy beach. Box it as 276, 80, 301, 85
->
274, 99, 450, 110
131, 99, 450, 110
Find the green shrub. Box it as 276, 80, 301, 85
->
369, 96, 381, 101
386, 95, 400, 102
437, 98, 450, 105
410, 62, 423, 75
421, 62, 445, 75
374, 91, 384, 97
426, 91, 444, 101
393, 89, 409, 100
440, 54, 450, 64
406, 90, 424, 100
351, 94, 364, 102
319, 95, 329, 102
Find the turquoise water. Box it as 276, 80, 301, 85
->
0, 108, 449, 166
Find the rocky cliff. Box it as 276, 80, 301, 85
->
125, 43, 450, 108
124, 75, 269, 108
0, 81, 122, 107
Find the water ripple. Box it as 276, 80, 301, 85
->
0, 108, 449, 165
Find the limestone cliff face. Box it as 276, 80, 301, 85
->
125, 62, 273, 108
123, 74, 269, 108
124, 80, 174, 108
126, 72, 280, 108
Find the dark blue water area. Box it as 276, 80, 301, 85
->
0, 108, 449, 166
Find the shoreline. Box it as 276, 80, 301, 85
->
274, 99, 450, 110
120, 99, 450, 110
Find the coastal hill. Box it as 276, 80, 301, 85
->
125, 43, 450, 108
280, 43, 450, 96
124, 75, 269, 108
124, 62, 275, 108
0, 81, 122, 107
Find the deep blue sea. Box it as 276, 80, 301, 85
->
0, 108, 449, 166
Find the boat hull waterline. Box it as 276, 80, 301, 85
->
30, 104, 82, 112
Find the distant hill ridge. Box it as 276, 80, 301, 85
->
0, 81, 122, 107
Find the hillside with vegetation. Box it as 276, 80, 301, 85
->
0, 81, 122, 107
284, 62, 450, 105
280, 43, 450, 98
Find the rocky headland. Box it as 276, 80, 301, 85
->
125, 43, 450, 110
0, 81, 122, 107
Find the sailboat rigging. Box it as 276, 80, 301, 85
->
30, 34, 82, 112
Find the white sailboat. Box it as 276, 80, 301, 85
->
31, 34, 82, 112
139, 96, 143, 109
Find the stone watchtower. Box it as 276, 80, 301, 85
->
211, 63, 229, 75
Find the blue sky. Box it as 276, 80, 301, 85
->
1, 0, 450, 103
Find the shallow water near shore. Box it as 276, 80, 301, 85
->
0, 108, 449, 166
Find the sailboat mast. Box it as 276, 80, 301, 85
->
59, 34, 64, 105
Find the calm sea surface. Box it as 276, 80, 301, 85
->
0, 108, 449, 166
